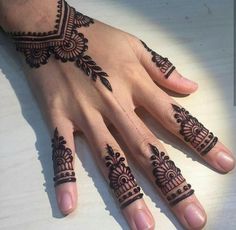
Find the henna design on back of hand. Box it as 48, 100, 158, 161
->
141, 40, 175, 78
172, 104, 218, 155
6, 0, 112, 91
104, 144, 143, 209
149, 144, 194, 206
51, 128, 76, 187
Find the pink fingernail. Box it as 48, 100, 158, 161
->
184, 204, 206, 229
133, 210, 153, 230
217, 152, 235, 171
182, 76, 197, 85
59, 192, 73, 213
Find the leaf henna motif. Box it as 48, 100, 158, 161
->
76, 55, 112, 91
172, 104, 218, 155
51, 128, 76, 187
149, 144, 194, 206
104, 144, 143, 209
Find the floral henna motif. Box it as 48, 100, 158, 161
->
104, 144, 143, 209
149, 144, 194, 206
7, 0, 112, 91
51, 128, 76, 187
172, 104, 218, 155
141, 40, 175, 78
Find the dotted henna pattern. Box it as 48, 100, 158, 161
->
149, 144, 194, 206
51, 128, 76, 187
6, 0, 112, 91
172, 104, 218, 155
104, 144, 143, 209
141, 40, 175, 78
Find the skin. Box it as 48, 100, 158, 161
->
0, 0, 235, 229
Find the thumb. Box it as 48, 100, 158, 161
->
137, 39, 198, 94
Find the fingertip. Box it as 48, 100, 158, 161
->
156, 70, 199, 95
201, 141, 235, 174
55, 182, 78, 215
122, 199, 155, 230
172, 195, 207, 230
169, 71, 199, 94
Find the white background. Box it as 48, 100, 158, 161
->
0, 0, 235, 229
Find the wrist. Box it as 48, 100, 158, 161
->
0, 0, 57, 32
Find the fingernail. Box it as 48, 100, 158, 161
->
59, 192, 73, 213
184, 204, 206, 229
133, 210, 153, 230
181, 76, 197, 85
217, 152, 235, 171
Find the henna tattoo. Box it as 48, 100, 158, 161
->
104, 144, 143, 209
76, 55, 112, 91
51, 128, 76, 187
172, 104, 218, 155
7, 0, 112, 91
149, 144, 194, 206
141, 40, 175, 78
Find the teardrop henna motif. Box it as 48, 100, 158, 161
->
51, 128, 76, 187
172, 104, 218, 155
104, 144, 143, 209
149, 144, 194, 206
140, 40, 175, 78
6, 0, 112, 91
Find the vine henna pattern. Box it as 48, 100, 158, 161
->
141, 40, 176, 78
149, 144, 194, 206
51, 128, 76, 187
104, 144, 143, 209
7, 0, 112, 91
172, 104, 218, 155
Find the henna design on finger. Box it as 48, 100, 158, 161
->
51, 128, 76, 187
104, 144, 143, 209
6, 0, 112, 91
140, 40, 175, 78
149, 144, 194, 206
172, 104, 218, 155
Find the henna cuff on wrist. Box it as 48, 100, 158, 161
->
7, 0, 112, 91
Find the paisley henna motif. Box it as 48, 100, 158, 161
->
7, 0, 112, 91
51, 128, 76, 187
172, 104, 218, 155
149, 144, 194, 206
104, 144, 143, 209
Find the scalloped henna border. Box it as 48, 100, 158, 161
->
7, 0, 112, 91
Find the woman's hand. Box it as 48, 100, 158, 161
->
0, 0, 234, 229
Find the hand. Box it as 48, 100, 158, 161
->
1, 0, 234, 229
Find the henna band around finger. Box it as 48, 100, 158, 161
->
172, 104, 218, 155
141, 40, 175, 78
149, 144, 194, 206
52, 128, 76, 187
104, 144, 143, 209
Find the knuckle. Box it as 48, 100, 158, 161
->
135, 136, 156, 160
163, 105, 178, 128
